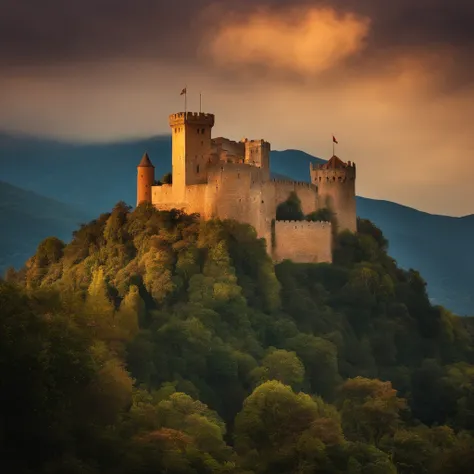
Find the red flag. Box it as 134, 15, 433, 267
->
180, 87, 187, 95
332, 135, 338, 144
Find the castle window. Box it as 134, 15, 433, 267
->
197, 164, 200, 173
238, 173, 240, 178
201, 128, 205, 134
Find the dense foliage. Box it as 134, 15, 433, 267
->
3, 201, 474, 473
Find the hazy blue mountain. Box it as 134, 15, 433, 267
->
0, 180, 92, 273
0, 132, 472, 315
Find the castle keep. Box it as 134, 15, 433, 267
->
137, 111, 357, 263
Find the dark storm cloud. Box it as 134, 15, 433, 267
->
1, 0, 474, 68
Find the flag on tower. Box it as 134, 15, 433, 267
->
333, 135, 338, 144
180, 87, 187, 96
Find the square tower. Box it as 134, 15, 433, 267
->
243, 139, 271, 180
169, 112, 215, 199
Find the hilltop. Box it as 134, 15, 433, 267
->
0, 133, 472, 314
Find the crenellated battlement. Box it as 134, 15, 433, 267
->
242, 138, 271, 147
310, 156, 356, 185
311, 158, 356, 172
169, 111, 215, 127
310, 162, 356, 171
271, 179, 316, 188
275, 220, 331, 227
311, 168, 356, 183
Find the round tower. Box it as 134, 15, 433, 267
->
310, 156, 356, 233
137, 152, 155, 206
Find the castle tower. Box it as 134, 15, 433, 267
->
310, 156, 356, 233
169, 111, 215, 200
137, 152, 155, 205
243, 139, 271, 180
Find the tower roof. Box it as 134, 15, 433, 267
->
138, 152, 154, 168
322, 155, 347, 169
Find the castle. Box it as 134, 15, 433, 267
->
136, 111, 357, 263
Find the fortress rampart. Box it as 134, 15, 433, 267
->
271, 179, 315, 187
137, 108, 357, 265
273, 220, 332, 263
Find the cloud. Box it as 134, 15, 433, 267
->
1, 0, 474, 216
199, 7, 371, 76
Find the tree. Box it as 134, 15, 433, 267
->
276, 192, 304, 221
306, 207, 333, 222
234, 381, 343, 473
286, 334, 340, 399
82, 266, 116, 340
114, 285, 143, 341
35, 236, 65, 266
162, 172, 173, 184
338, 377, 407, 446
250, 348, 305, 389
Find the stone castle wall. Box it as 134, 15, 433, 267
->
272, 179, 319, 215
151, 162, 337, 262
140, 111, 357, 265
152, 184, 175, 209
273, 220, 332, 263
152, 183, 208, 217
206, 163, 269, 239
151, 164, 323, 248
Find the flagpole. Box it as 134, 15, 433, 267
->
199, 92, 202, 113
184, 85, 187, 115
332, 135, 335, 156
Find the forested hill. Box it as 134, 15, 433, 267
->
1, 132, 473, 315
2, 202, 474, 473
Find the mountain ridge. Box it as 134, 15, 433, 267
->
0, 180, 92, 273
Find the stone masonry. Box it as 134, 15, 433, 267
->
136, 111, 357, 263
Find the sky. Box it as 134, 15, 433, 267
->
1, 0, 473, 216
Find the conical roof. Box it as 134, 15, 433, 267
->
322, 155, 346, 169
138, 152, 154, 168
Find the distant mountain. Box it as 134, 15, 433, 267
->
0, 133, 472, 315
0, 180, 92, 273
